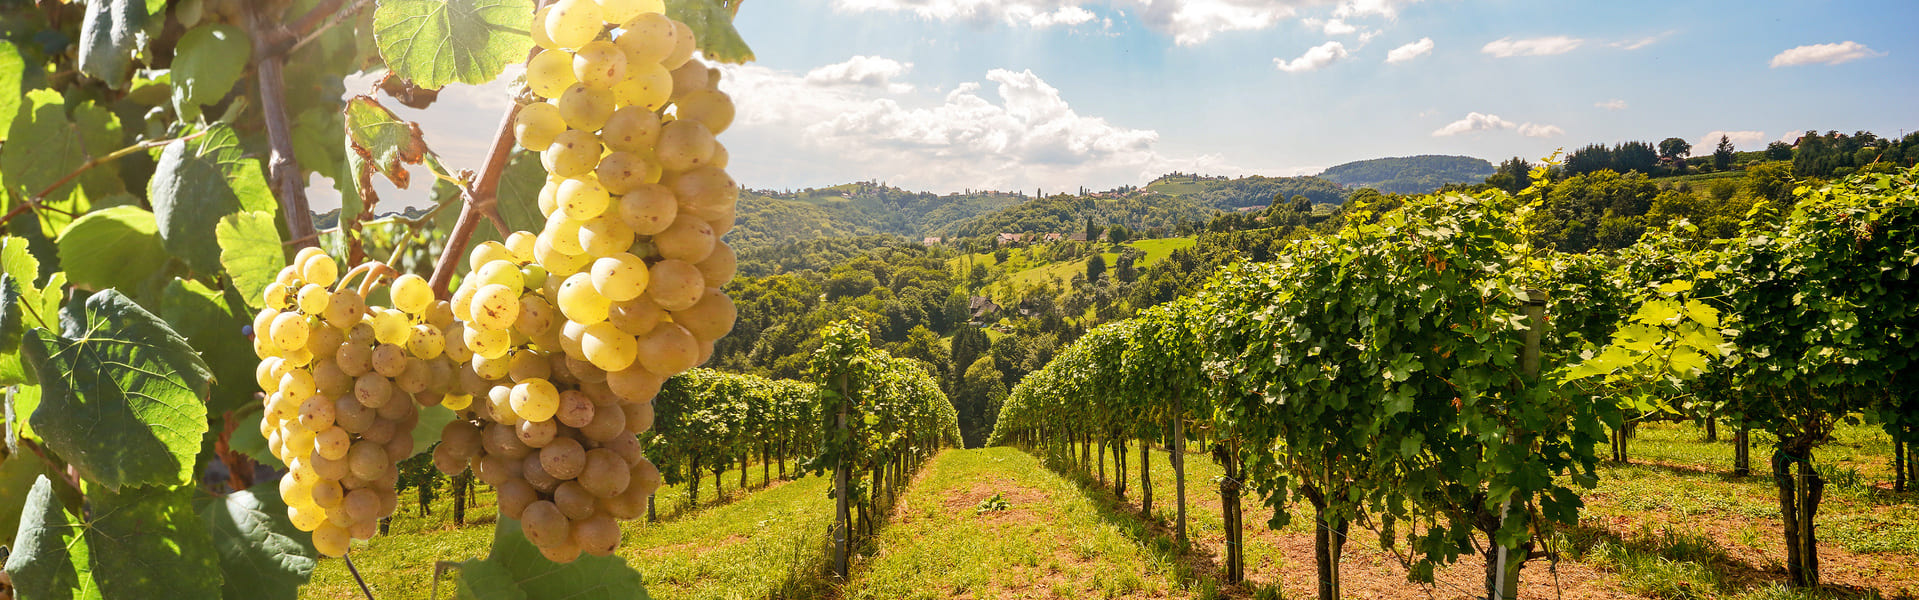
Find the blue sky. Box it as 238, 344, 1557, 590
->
712, 0, 1916, 194
311, 0, 1917, 211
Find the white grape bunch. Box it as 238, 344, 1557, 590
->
431, 0, 739, 563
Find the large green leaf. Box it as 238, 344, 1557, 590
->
496, 148, 546, 232
162, 278, 256, 415
197, 483, 318, 600
227, 410, 282, 468
666, 0, 754, 64
0, 453, 50, 545
216, 211, 287, 311
171, 23, 252, 122
4, 475, 98, 600
0, 237, 65, 387
86, 483, 223, 599
3, 90, 90, 208
372, 0, 534, 90
76, 0, 159, 89
22, 290, 212, 490
150, 124, 275, 275
343, 96, 431, 188
456, 516, 650, 600
56, 205, 167, 293
0, 41, 24, 142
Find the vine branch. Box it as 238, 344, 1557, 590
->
247, 2, 319, 251
0, 132, 205, 227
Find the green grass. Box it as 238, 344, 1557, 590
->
841, 447, 1188, 600
298, 461, 818, 600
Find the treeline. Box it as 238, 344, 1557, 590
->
942, 193, 1213, 239
1316, 155, 1494, 194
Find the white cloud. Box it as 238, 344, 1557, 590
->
1274, 41, 1349, 72
1518, 123, 1563, 138
1769, 41, 1883, 67
1780, 131, 1805, 145
1610, 35, 1661, 50
1432, 112, 1514, 137
718, 60, 1231, 193
833, 0, 1425, 46
834, 0, 1093, 27
1699, 130, 1766, 150
805, 56, 916, 93
1595, 99, 1628, 111
1432, 112, 1558, 138
1385, 37, 1433, 63
1481, 36, 1583, 58
1321, 18, 1355, 35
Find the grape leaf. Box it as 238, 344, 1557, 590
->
171, 23, 253, 122
372, 0, 535, 90
455, 516, 651, 600
0, 237, 66, 388
151, 124, 276, 275
0, 41, 24, 142
344, 95, 431, 189
2, 90, 91, 207
55, 205, 168, 293
217, 211, 288, 311
0, 451, 50, 542
196, 483, 318, 600
76, 0, 161, 89
227, 410, 283, 468
496, 149, 547, 233
162, 278, 256, 415
22, 290, 212, 490
3, 476, 98, 600
86, 483, 224, 599
666, 0, 754, 64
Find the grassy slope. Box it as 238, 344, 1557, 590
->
298, 461, 818, 600
1037, 421, 1916, 600
949, 237, 1198, 292
842, 447, 1190, 600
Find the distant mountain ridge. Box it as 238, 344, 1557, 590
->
1316, 155, 1494, 194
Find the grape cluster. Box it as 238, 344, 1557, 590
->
253, 250, 462, 558
429, 0, 739, 562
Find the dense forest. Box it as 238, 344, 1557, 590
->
1315, 154, 1495, 193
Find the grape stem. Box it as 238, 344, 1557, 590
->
247, 1, 320, 251
427, 0, 555, 299
345, 554, 377, 600
0, 132, 206, 228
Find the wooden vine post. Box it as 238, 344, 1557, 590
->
1173, 393, 1188, 547
1491, 290, 1547, 600
832, 371, 852, 580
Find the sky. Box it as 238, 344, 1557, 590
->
312, 0, 1919, 211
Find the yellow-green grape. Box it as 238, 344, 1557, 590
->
697, 241, 736, 287
354, 372, 395, 408
580, 322, 638, 371
667, 62, 709, 102
593, 0, 649, 24
618, 184, 678, 235
666, 166, 738, 222
543, 130, 603, 178
256, 357, 283, 391
652, 216, 715, 263
442, 392, 473, 411
542, 212, 588, 255
476, 260, 527, 292
507, 349, 553, 383
572, 41, 627, 90
473, 352, 513, 380
469, 284, 522, 331
645, 259, 704, 311
533, 237, 589, 278
615, 12, 676, 65
445, 323, 473, 363
522, 263, 550, 290
516, 417, 558, 448
557, 273, 612, 324
407, 325, 446, 359
391, 274, 433, 315
557, 177, 612, 221
324, 290, 367, 329
469, 241, 514, 272
661, 19, 695, 69
544, 0, 604, 50
315, 426, 352, 461
672, 290, 736, 342
557, 83, 616, 132
674, 90, 734, 134
451, 285, 478, 323
605, 365, 663, 402
516, 295, 559, 338
526, 50, 578, 101
655, 120, 715, 172
589, 254, 650, 302
282, 346, 317, 367
531, 5, 560, 50
301, 253, 339, 287
592, 152, 653, 195
297, 395, 335, 433
539, 177, 563, 216
271, 312, 310, 352
280, 368, 318, 402
468, 325, 513, 360
312, 522, 351, 557
288, 503, 327, 532
608, 296, 666, 336
600, 107, 661, 153
613, 62, 672, 111
505, 231, 539, 263
296, 283, 330, 315
709, 141, 729, 169
578, 215, 635, 258
264, 282, 293, 310
635, 322, 698, 377
515, 101, 568, 151
560, 318, 590, 361
511, 379, 561, 422
370, 309, 412, 345
580, 449, 630, 498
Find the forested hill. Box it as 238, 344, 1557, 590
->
1316, 155, 1495, 194
1143, 173, 1349, 208
728, 183, 1025, 250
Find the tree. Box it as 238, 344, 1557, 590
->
1488, 157, 1534, 195
1086, 253, 1107, 283
1084, 216, 1102, 243
1714, 135, 1737, 171
1659, 137, 1694, 161
1767, 141, 1795, 161
1108, 225, 1133, 243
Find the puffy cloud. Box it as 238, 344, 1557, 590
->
718, 60, 1233, 192
1274, 41, 1349, 72
834, 0, 1094, 27
1384, 37, 1433, 63
1699, 130, 1767, 150
1320, 18, 1355, 35
1769, 41, 1883, 67
833, 0, 1424, 45
805, 56, 916, 93
1595, 99, 1628, 111
1481, 36, 1583, 57
1432, 112, 1558, 138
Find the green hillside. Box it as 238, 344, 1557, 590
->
1316, 154, 1495, 193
